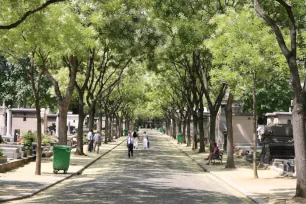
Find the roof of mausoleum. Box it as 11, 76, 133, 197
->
265, 112, 292, 117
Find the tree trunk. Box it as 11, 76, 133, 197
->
183, 117, 187, 143
119, 117, 123, 137
44, 56, 78, 146
88, 103, 96, 130
253, 72, 259, 178
115, 116, 119, 139
76, 91, 85, 155
293, 98, 306, 197
209, 112, 217, 152
34, 98, 42, 175
199, 98, 205, 153
124, 118, 127, 131
126, 118, 130, 131
178, 113, 182, 133
172, 117, 177, 139
104, 113, 109, 144
192, 111, 198, 149
225, 92, 235, 168
166, 119, 171, 135
109, 115, 113, 142
187, 114, 191, 147
98, 108, 102, 133
58, 103, 68, 145
29, 55, 42, 175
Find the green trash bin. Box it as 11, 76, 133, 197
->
124, 129, 128, 136
53, 145, 71, 174
162, 129, 165, 134
177, 133, 183, 144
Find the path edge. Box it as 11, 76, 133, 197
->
166, 136, 264, 204
0, 138, 126, 203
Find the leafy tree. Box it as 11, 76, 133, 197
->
83, 0, 160, 132
241, 78, 293, 123
148, 0, 249, 152
0, 1, 96, 148
254, 0, 306, 198
207, 8, 290, 172
0, 56, 56, 175
0, 57, 56, 109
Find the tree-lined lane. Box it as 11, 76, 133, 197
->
10, 130, 251, 204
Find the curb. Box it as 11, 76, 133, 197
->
0, 138, 126, 203
166, 136, 264, 204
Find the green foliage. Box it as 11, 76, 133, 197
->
23, 131, 36, 150
83, 135, 88, 144
0, 57, 56, 108
207, 8, 291, 115
241, 78, 293, 121
42, 134, 52, 145
0, 0, 303, 126
122, 70, 164, 120
0, 147, 3, 157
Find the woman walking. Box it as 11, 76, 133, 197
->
143, 132, 149, 149
133, 131, 139, 149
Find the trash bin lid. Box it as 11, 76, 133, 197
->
53, 145, 71, 151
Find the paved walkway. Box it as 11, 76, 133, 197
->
8, 130, 251, 204
0, 137, 126, 202
166, 135, 298, 204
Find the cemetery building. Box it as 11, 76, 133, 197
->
167, 100, 254, 148
266, 112, 292, 125
216, 100, 254, 147
0, 104, 86, 141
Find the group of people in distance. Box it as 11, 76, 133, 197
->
127, 131, 149, 158
86, 128, 220, 163
87, 129, 102, 153
86, 129, 149, 158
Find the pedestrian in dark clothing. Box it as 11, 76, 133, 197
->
127, 132, 134, 158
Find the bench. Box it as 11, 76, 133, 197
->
212, 151, 224, 164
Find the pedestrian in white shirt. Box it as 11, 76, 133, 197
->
93, 132, 102, 153
87, 129, 93, 152
133, 131, 139, 149
127, 132, 134, 158
143, 132, 149, 149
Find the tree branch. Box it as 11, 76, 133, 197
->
64, 56, 78, 103
43, 68, 63, 102
213, 83, 228, 112
0, 0, 65, 30
254, 0, 290, 57
275, 0, 296, 53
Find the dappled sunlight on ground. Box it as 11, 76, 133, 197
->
8, 129, 251, 204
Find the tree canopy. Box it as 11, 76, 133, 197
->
1, 1, 306, 194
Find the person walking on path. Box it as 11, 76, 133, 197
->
143, 132, 149, 149
133, 131, 139, 149
87, 129, 94, 152
127, 132, 134, 158
93, 131, 102, 153
205, 143, 220, 165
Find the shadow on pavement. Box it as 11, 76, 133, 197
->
9, 131, 251, 204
